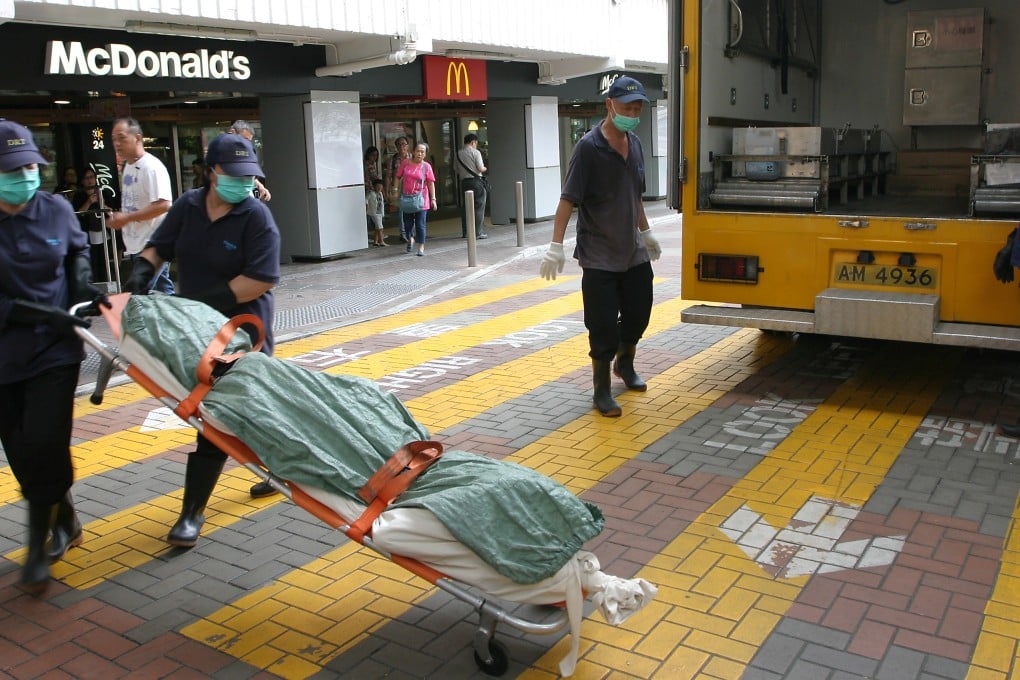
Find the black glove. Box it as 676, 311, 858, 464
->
190, 282, 237, 314
67, 253, 110, 317
124, 257, 157, 295
8, 300, 90, 334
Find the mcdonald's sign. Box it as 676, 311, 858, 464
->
422, 56, 487, 101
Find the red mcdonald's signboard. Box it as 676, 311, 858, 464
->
422, 56, 488, 101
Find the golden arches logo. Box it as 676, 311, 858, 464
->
446, 60, 470, 96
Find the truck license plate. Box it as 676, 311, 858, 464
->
833, 263, 937, 290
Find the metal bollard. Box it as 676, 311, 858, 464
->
465, 189, 477, 267
515, 181, 525, 247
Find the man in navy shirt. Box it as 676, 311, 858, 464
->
540, 77, 662, 417
126, 133, 281, 546
0, 120, 103, 592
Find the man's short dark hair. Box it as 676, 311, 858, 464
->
464, 133, 479, 145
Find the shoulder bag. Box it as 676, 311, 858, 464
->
457, 152, 491, 192
399, 166, 425, 213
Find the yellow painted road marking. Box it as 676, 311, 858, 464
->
5, 466, 271, 588
274, 276, 573, 360
407, 295, 695, 431
527, 342, 959, 678
11, 278, 572, 494
67, 276, 573, 417
3, 280, 644, 585
967, 502, 1020, 680
0, 427, 194, 504
181, 327, 795, 679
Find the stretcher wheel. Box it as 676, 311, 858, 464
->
473, 638, 509, 676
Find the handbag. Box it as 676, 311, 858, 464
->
399, 192, 424, 213
398, 168, 425, 213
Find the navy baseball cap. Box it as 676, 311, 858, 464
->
607, 76, 650, 103
206, 133, 263, 177
0, 120, 48, 172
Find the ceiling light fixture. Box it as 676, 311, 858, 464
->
124, 21, 258, 42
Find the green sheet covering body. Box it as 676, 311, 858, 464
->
121, 295, 604, 584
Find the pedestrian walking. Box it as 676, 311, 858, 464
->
539, 76, 662, 417
124, 132, 282, 545
396, 143, 437, 257
107, 117, 175, 295
457, 133, 489, 239
0, 120, 105, 593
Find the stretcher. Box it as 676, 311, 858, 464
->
74, 294, 657, 677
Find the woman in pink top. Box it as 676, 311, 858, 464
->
396, 143, 437, 256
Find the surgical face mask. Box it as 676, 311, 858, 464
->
0, 166, 41, 205
609, 102, 641, 133
214, 172, 256, 204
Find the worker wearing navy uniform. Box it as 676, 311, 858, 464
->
0, 119, 105, 593
539, 76, 662, 417
125, 133, 281, 547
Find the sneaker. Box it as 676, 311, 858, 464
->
406, 244, 412, 253
417, 250, 425, 256
477, 233, 488, 239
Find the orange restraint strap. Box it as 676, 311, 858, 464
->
173, 313, 264, 423
347, 440, 443, 542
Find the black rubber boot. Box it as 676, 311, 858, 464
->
613, 343, 647, 392
46, 492, 83, 563
21, 502, 57, 594
592, 359, 622, 417
167, 454, 225, 548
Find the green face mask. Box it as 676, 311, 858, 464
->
214, 172, 256, 204
609, 102, 641, 133
0, 166, 41, 205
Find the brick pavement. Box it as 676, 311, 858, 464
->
1, 203, 1019, 679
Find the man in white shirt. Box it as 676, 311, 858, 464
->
107, 117, 174, 294
457, 133, 489, 239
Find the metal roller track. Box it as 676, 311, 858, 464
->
973, 186, 1020, 214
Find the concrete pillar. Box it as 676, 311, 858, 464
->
486, 95, 561, 224
261, 90, 366, 262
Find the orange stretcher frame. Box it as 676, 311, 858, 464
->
74, 294, 569, 677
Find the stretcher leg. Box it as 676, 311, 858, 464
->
90, 353, 118, 405
473, 605, 509, 676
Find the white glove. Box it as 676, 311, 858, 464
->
641, 228, 662, 261
540, 242, 566, 280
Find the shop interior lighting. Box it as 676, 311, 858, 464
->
124, 21, 257, 42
